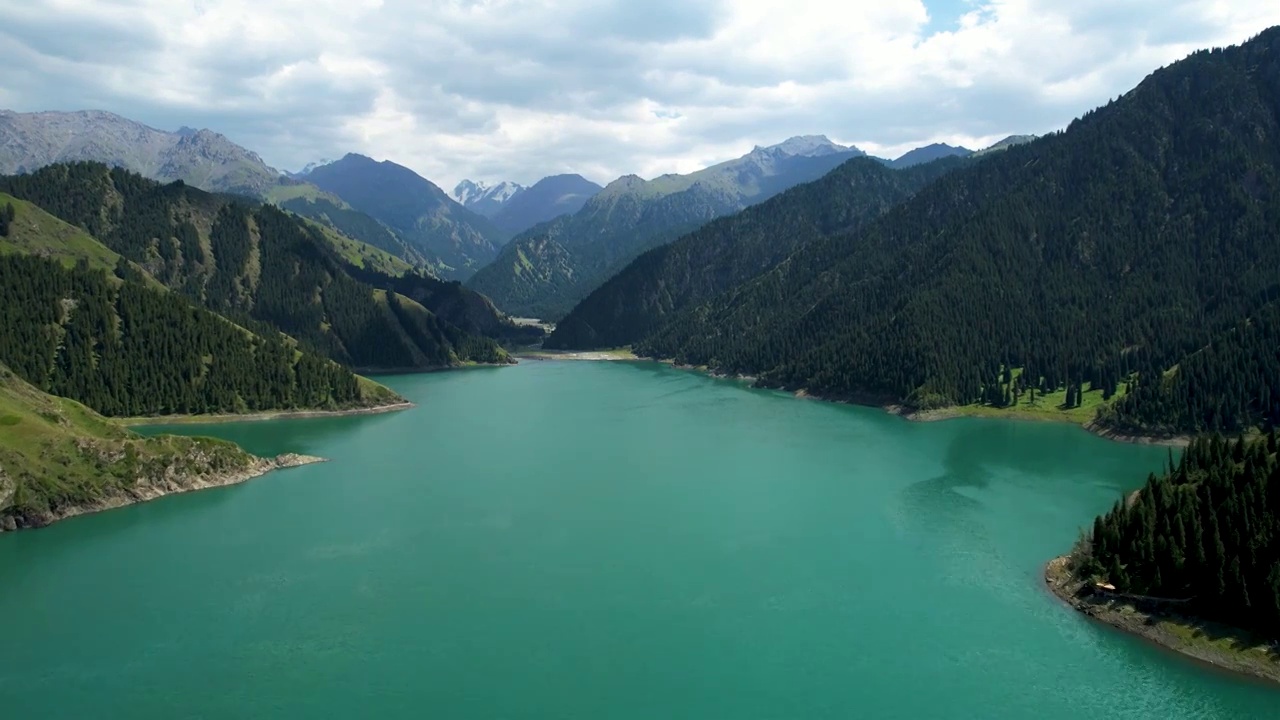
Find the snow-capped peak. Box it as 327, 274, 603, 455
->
452, 179, 527, 208
291, 158, 334, 177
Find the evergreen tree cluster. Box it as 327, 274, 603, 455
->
0, 201, 14, 237
1079, 432, 1280, 637
595, 28, 1280, 435
0, 164, 509, 370
547, 156, 964, 350
0, 253, 364, 417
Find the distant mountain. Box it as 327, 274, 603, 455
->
490, 174, 603, 235
0, 109, 280, 195
973, 135, 1038, 156
890, 143, 974, 168
300, 154, 508, 281
452, 180, 527, 217
288, 159, 335, 178
466, 135, 865, 320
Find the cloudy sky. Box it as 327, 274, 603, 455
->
3, 0, 1279, 189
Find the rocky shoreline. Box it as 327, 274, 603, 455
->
1044, 556, 1280, 685
0, 453, 326, 533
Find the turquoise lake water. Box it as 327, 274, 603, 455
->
1, 360, 1277, 718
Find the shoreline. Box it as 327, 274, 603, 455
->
643, 356, 1190, 447
1, 453, 327, 533
646, 357, 1187, 446
515, 349, 639, 362
115, 401, 416, 427
1044, 556, 1280, 685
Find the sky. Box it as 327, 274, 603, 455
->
2, 0, 1279, 190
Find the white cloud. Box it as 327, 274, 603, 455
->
1, 0, 1278, 188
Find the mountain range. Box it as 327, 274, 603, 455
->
0, 110, 282, 196
554, 27, 1280, 441
465, 135, 868, 320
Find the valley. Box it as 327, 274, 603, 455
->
2, 17, 1280, 717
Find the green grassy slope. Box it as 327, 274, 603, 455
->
0, 363, 259, 530
0, 192, 123, 270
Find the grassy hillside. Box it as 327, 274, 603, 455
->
0, 363, 261, 530
0, 192, 124, 270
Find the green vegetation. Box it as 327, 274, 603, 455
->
0, 252, 392, 416
305, 219, 415, 277
1069, 432, 1280, 639
0, 192, 124, 272
0, 362, 259, 530
468, 140, 865, 321
302, 154, 506, 281
0, 163, 511, 371
595, 28, 1280, 437
547, 156, 963, 350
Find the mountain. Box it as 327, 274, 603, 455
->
465, 135, 865, 320
452, 179, 527, 217
973, 135, 1038, 156
889, 143, 973, 168
547, 156, 965, 350
0, 109, 280, 195
290, 159, 335, 178
606, 27, 1280, 437
0, 163, 526, 373
490, 174, 603, 235
300, 154, 508, 280
0, 191, 403, 418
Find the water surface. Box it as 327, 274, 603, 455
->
1, 361, 1277, 718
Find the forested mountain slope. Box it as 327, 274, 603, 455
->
633, 28, 1280, 436
466, 136, 865, 321
547, 157, 965, 350
0, 251, 397, 417
0, 164, 514, 371
1067, 432, 1280, 638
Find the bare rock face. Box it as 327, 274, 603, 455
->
0, 109, 280, 195
0, 464, 14, 513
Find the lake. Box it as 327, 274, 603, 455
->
1, 360, 1277, 718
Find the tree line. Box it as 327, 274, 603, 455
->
0, 253, 367, 417
1075, 432, 1280, 637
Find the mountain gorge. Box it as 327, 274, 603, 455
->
466, 136, 866, 320
300, 154, 507, 280
604, 28, 1280, 437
